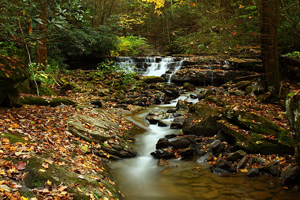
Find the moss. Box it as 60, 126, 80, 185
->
49, 98, 76, 107
22, 96, 49, 106
0, 132, 27, 144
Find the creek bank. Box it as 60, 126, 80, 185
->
0, 103, 142, 199
147, 81, 300, 188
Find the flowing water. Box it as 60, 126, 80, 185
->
109, 96, 300, 200
109, 57, 299, 200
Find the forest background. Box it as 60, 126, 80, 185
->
1, 0, 300, 69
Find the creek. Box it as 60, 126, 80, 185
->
109, 57, 299, 200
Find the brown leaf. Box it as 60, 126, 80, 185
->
42, 162, 49, 169
16, 161, 26, 171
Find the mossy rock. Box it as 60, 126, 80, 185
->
19, 155, 123, 200
22, 96, 49, 106
0, 132, 27, 144
49, 98, 76, 107
142, 76, 166, 83
183, 82, 195, 91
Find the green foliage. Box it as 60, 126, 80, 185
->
285, 51, 300, 58
0, 41, 21, 57
29, 63, 62, 86
56, 26, 117, 56
112, 35, 150, 56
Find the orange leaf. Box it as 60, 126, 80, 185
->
29, 22, 32, 35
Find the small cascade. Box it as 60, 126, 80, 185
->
167, 58, 186, 83
114, 57, 186, 82
114, 56, 136, 71
143, 57, 175, 76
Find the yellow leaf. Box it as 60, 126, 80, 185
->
23, 10, 25, 15
47, 180, 52, 185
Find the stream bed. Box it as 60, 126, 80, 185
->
109, 93, 300, 200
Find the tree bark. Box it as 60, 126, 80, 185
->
260, 0, 281, 92
37, 0, 48, 67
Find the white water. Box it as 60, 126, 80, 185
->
114, 56, 136, 71
114, 57, 186, 81
143, 57, 174, 77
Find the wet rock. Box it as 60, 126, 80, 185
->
211, 159, 235, 173
178, 147, 195, 158
197, 152, 213, 163
157, 158, 169, 166
214, 141, 228, 154
247, 168, 260, 177
269, 165, 280, 176
157, 120, 169, 127
237, 156, 248, 170
226, 150, 247, 162
183, 82, 195, 91
156, 138, 169, 149
168, 137, 191, 149
190, 94, 198, 99
151, 147, 174, 159
176, 100, 192, 110
166, 108, 177, 113
280, 164, 300, 185
170, 116, 185, 129
209, 139, 221, 150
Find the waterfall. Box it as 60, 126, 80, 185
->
167, 58, 186, 83
143, 57, 174, 77
114, 56, 136, 71
114, 57, 186, 82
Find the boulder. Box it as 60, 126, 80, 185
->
0, 55, 29, 107
280, 164, 300, 185
67, 109, 137, 158
182, 103, 221, 137
286, 92, 300, 167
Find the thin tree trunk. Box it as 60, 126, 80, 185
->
37, 0, 48, 67
260, 0, 280, 92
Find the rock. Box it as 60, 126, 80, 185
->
157, 158, 169, 166
211, 159, 235, 173
183, 103, 221, 137
166, 108, 177, 113
197, 152, 213, 163
0, 55, 28, 107
183, 82, 195, 91
151, 147, 174, 159
214, 141, 228, 154
142, 76, 165, 83
22, 96, 49, 106
286, 92, 300, 167
157, 120, 169, 127
49, 98, 76, 107
209, 139, 221, 150
237, 156, 248, 170
170, 116, 185, 129
247, 168, 260, 177
176, 100, 192, 110
280, 164, 300, 185
226, 150, 247, 161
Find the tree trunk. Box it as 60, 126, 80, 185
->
37, 0, 48, 67
260, 0, 280, 92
